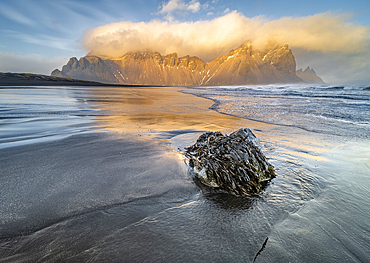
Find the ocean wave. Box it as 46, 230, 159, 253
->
185, 85, 370, 139
305, 113, 370, 126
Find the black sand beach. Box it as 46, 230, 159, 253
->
0, 86, 260, 262
1, 85, 369, 262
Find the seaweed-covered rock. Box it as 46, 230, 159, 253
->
185, 128, 275, 196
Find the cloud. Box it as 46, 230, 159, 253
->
83, 11, 369, 58
0, 3, 36, 26
294, 48, 370, 84
5, 30, 77, 51
82, 11, 370, 83
0, 52, 67, 75
253, 13, 370, 54
158, 0, 201, 14
83, 11, 261, 60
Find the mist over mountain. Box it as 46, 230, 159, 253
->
296, 66, 325, 84
52, 42, 323, 86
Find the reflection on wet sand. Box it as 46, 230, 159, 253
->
2, 86, 369, 262
91, 87, 264, 137
90, 87, 331, 164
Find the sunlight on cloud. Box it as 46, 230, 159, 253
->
84, 11, 369, 59
83, 11, 370, 83
83, 12, 263, 60
255, 13, 370, 53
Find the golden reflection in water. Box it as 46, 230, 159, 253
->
91, 87, 263, 136
90, 86, 331, 162
269, 133, 331, 162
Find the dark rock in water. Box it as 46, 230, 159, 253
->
185, 128, 275, 196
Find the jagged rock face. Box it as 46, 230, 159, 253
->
52, 57, 117, 83
204, 43, 301, 85
52, 42, 305, 85
111, 52, 207, 85
296, 66, 325, 84
51, 69, 68, 78
262, 44, 296, 75
185, 128, 276, 196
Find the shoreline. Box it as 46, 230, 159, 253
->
0, 85, 271, 152
89, 86, 271, 140
1, 85, 260, 237
0, 82, 274, 260
0, 72, 152, 87
2, 85, 370, 262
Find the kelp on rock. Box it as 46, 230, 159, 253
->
185, 128, 275, 196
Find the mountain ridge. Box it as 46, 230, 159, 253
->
52, 42, 324, 86
296, 66, 325, 84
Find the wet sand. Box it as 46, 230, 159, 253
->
0, 86, 266, 261
88, 86, 270, 141
2, 85, 370, 262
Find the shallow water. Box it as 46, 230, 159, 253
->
0, 85, 369, 262
183, 84, 370, 262
0, 87, 98, 149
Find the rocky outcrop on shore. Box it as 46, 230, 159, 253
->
185, 128, 276, 196
52, 42, 319, 86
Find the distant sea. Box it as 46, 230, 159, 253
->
185, 84, 370, 139
0, 84, 369, 262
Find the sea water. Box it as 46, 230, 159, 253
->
186, 84, 370, 138
182, 84, 370, 262
0, 86, 98, 149
0, 85, 369, 262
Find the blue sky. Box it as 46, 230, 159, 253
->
0, 0, 369, 84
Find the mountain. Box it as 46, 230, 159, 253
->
51, 56, 117, 83
202, 43, 301, 85
52, 43, 322, 86
296, 66, 325, 84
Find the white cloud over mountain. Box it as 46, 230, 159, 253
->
82, 11, 370, 83
84, 11, 369, 58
